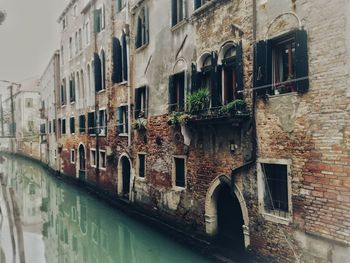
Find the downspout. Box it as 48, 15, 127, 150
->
231, 0, 257, 183
126, 0, 131, 147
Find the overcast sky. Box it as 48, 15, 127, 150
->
0, 0, 69, 85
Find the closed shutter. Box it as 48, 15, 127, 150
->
112, 37, 122, 83
94, 53, 102, 92
294, 29, 309, 93
235, 41, 244, 99
136, 17, 142, 48
168, 75, 175, 112
94, 9, 100, 33
211, 52, 220, 108
122, 32, 128, 81
125, 107, 129, 133
191, 63, 199, 93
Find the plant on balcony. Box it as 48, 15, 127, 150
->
219, 99, 247, 115
186, 88, 210, 114
167, 111, 191, 126
132, 117, 147, 131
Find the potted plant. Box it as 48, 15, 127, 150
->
132, 117, 147, 131
219, 99, 246, 115
186, 88, 210, 115
167, 112, 191, 126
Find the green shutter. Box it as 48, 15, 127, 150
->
94, 53, 102, 92
112, 37, 122, 83
136, 17, 142, 48
135, 88, 141, 118
235, 41, 244, 99
168, 75, 175, 112
94, 9, 101, 33
254, 40, 272, 96
294, 29, 309, 93
211, 51, 221, 108
122, 32, 128, 81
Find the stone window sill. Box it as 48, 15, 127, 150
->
268, 91, 298, 99
171, 19, 187, 32
136, 43, 149, 53
262, 212, 291, 225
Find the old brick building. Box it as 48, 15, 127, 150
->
32, 0, 350, 262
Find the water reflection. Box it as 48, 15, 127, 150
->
0, 155, 212, 263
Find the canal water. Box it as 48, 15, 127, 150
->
0, 155, 213, 263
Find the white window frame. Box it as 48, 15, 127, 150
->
136, 153, 146, 179
172, 155, 186, 190
70, 149, 75, 164
257, 158, 293, 225
90, 148, 97, 167
99, 150, 107, 170
98, 108, 107, 136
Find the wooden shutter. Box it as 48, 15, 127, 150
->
294, 29, 309, 93
135, 88, 141, 118
144, 86, 149, 117
171, 0, 177, 26
235, 41, 244, 99
254, 40, 272, 96
191, 63, 199, 93
94, 9, 100, 33
216, 65, 223, 103
136, 17, 142, 48
211, 52, 220, 108
145, 6, 149, 45
117, 107, 122, 134
94, 53, 102, 92
168, 75, 175, 112
112, 37, 122, 83
194, 0, 201, 10
122, 32, 128, 81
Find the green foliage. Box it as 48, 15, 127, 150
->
168, 112, 191, 126
132, 118, 147, 131
186, 88, 210, 114
219, 99, 246, 115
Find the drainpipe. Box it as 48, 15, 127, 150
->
126, 0, 131, 147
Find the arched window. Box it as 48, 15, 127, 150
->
112, 37, 122, 83
135, 6, 149, 48
201, 55, 213, 105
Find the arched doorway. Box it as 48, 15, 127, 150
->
78, 144, 86, 180
205, 176, 250, 251
118, 155, 131, 199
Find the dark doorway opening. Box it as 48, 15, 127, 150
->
215, 183, 245, 254
121, 156, 131, 198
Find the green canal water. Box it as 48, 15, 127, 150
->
0, 155, 213, 263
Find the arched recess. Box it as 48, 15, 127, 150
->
205, 175, 250, 248
117, 153, 133, 200
196, 51, 212, 72
218, 41, 236, 64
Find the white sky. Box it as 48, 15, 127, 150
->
0, 0, 69, 84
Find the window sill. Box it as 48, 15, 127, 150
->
61, 105, 67, 109
171, 19, 187, 32
268, 91, 298, 99
118, 133, 128, 137
96, 89, 106, 94
262, 212, 291, 225
173, 186, 186, 192
135, 43, 149, 53
191, 0, 226, 19
70, 101, 76, 105
113, 80, 128, 86
99, 167, 106, 171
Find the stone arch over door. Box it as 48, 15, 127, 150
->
117, 153, 133, 200
205, 175, 250, 248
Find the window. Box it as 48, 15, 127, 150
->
98, 109, 106, 136
49, 121, 52, 134
100, 50, 106, 90
112, 33, 128, 84
116, 0, 125, 13
62, 119, 66, 134
85, 21, 90, 46
135, 6, 149, 48
61, 45, 64, 65
90, 149, 97, 167
258, 160, 291, 221
88, 111, 96, 135
255, 29, 309, 95
194, 0, 210, 10
94, 52, 105, 92
137, 154, 146, 178
174, 157, 186, 188
71, 149, 75, 164
94, 6, 104, 33
53, 119, 56, 133
75, 32, 78, 55
79, 114, 86, 133
25, 98, 33, 108
135, 86, 148, 118
169, 72, 185, 112
70, 116, 75, 134
69, 75, 76, 102
40, 123, 46, 134
117, 106, 128, 135
69, 37, 73, 59
62, 16, 67, 30
78, 28, 83, 51
61, 79, 67, 105
171, 0, 184, 26
73, 5, 78, 17
99, 150, 106, 169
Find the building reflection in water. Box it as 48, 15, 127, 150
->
0, 155, 211, 263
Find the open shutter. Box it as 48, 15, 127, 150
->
135, 88, 141, 118
94, 9, 100, 33
116, 108, 122, 134
112, 37, 122, 83
295, 29, 309, 93
254, 40, 272, 96
145, 86, 149, 117
136, 17, 142, 48
145, 6, 149, 45
168, 75, 175, 112
211, 52, 220, 108
194, 0, 201, 10
216, 65, 223, 103
171, 0, 177, 26
191, 63, 199, 93
94, 53, 102, 92
122, 32, 128, 81
235, 41, 244, 99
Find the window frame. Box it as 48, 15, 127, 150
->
169, 71, 185, 112
99, 150, 107, 170
257, 158, 292, 225
137, 153, 146, 179
90, 148, 97, 168
135, 6, 149, 49
61, 118, 66, 135
70, 116, 75, 134
70, 149, 76, 164
98, 108, 107, 136
117, 105, 128, 135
